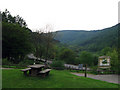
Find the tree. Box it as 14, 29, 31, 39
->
107, 49, 119, 73
50, 60, 65, 70
2, 22, 32, 63
32, 24, 57, 63
100, 47, 112, 55
58, 48, 76, 64
32, 31, 45, 60
79, 51, 94, 66
2, 9, 27, 28
42, 24, 57, 61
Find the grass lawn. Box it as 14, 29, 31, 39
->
2, 69, 119, 88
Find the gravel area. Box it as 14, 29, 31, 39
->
71, 73, 119, 84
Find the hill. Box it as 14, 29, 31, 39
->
55, 24, 119, 52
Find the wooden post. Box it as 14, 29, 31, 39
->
85, 64, 87, 77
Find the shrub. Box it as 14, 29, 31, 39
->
2, 58, 13, 66
18, 59, 34, 67
90, 66, 99, 75
58, 49, 76, 64
50, 60, 65, 70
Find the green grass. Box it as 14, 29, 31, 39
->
2, 69, 119, 88
2, 65, 26, 69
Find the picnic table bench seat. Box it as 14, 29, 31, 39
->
39, 69, 52, 77
21, 68, 31, 76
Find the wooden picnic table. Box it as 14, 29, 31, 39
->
28, 64, 45, 76
21, 64, 52, 77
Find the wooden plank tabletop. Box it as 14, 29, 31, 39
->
21, 68, 31, 71
28, 64, 45, 68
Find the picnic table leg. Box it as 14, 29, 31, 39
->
42, 74, 46, 77
24, 71, 27, 76
46, 71, 50, 76
30, 69, 37, 76
29, 70, 31, 75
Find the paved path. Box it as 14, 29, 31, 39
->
71, 73, 119, 84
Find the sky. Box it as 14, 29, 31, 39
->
0, 0, 119, 32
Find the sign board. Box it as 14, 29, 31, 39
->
78, 64, 83, 69
98, 56, 111, 68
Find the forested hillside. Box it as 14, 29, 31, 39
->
55, 24, 118, 52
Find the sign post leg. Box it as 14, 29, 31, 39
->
85, 64, 87, 77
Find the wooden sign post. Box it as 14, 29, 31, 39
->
85, 64, 87, 77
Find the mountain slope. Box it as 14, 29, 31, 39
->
55, 24, 119, 52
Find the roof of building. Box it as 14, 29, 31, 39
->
99, 56, 110, 58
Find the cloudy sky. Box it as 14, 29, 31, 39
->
0, 0, 119, 31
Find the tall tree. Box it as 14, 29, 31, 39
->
2, 9, 27, 28
2, 10, 32, 63
32, 31, 45, 60
43, 24, 57, 62
32, 24, 57, 63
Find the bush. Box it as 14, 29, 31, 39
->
50, 60, 65, 70
90, 66, 99, 75
2, 58, 35, 68
18, 59, 34, 67
2, 58, 13, 66
58, 48, 76, 64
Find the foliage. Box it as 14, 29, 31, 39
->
2, 69, 118, 88
58, 48, 76, 64
2, 22, 33, 63
32, 32, 45, 59
2, 10, 33, 64
43, 30, 57, 61
50, 60, 65, 70
92, 54, 99, 65
2, 59, 34, 68
106, 49, 119, 74
2, 9, 27, 28
32, 29, 58, 61
2, 58, 13, 66
72, 57, 81, 65
2, 10, 58, 64
79, 51, 94, 66
18, 60, 34, 67
55, 24, 118, 52
90, 66, 99, 74
100, 47, 112, 55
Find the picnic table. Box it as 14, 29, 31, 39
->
21, 64, 52, 77
28, 64, 45, 76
